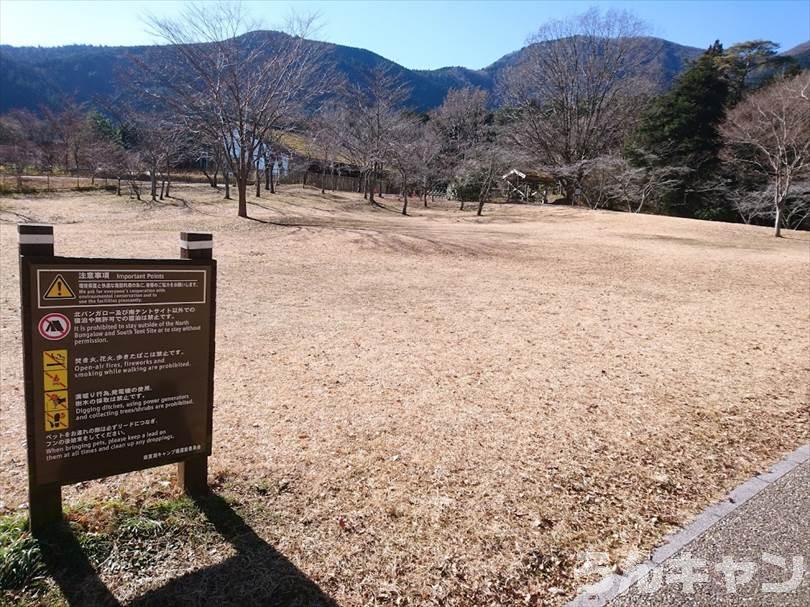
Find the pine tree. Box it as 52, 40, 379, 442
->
630, 41, 731, 219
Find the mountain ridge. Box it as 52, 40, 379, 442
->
2, 32, 796, 115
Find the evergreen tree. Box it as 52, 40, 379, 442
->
630, 41, 731, 219
718, 40, 800, 104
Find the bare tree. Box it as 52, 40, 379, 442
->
144, 3, 328, 217
309, 106, 342, 194
41, 101, 86, 174
384, 112, 423, 214
431, 87, 490, 208
0, 110, 40, 191
195, 133, 224, 188
721, 73, 810, 236
502, 8, 655, 201
410, 121, 442, 206
335, 66, 410, 204
430, 87, 504, 214
117, 110, 169, 202
606, 154, 691, 213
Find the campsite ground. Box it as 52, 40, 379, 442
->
1, 185, 808, 606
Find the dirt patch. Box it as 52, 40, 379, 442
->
1, 185, 808, 606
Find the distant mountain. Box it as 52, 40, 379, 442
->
0, 32, 705, 115
782, 41, 810, 68
418, 36, 704, 104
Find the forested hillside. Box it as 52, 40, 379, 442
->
0, 32, 704, 113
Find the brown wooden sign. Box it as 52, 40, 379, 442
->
18, 226, 216, 530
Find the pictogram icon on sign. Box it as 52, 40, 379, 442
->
44, 369, 68, 391
45, 409, 69, 431
38, 313, 71, 341
43, 274, 76, 300
45, 390, 69, 412
43, 349, 68, 370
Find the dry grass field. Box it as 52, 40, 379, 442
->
1, 185, 808, 606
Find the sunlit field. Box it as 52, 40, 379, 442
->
1, 185, 808, 605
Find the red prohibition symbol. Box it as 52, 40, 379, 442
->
38, 313, 71, 341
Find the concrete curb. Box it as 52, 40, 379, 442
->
565, 443, 810, 607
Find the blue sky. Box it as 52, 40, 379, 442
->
1, 1, 808, 70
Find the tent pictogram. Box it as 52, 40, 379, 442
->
38, 313, 71, 340
43, 274, 76, 300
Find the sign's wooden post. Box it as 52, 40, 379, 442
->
18, 224, 63, 531
177, 232, 213, 496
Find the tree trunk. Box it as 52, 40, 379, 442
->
256, 163, 261, 198
368, 165, 377, 203
202, 168, 214, 187
237, 175, 248, 218
166, 164, 171, 198
401, 176, 409, 215
224, 171, 231, 200
117, 176, 121, 196
269, 167, 275, 194
774, 202, 783, 237
150, 167, 158, 201
265, 159, 271, 190
477, 186, 488, 216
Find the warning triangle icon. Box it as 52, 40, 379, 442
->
43, 274, 76, 300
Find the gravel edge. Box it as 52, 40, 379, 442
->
566, 442, 810, 607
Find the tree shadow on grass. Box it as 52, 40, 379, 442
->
35, 494, 337, 607
128, 493, 338, 607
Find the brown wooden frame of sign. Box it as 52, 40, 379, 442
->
18, 225, 216, 531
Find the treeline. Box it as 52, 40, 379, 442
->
0, 5, 808, 234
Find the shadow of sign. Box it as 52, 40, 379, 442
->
37, 494, 337, 607
130, 494, 338, 607
35, 526, 122, 606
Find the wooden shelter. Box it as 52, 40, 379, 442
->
501, 168, 555, 202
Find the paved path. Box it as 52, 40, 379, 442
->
570, 445, 809, 607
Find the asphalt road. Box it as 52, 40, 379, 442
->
607, 458, 810, 606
